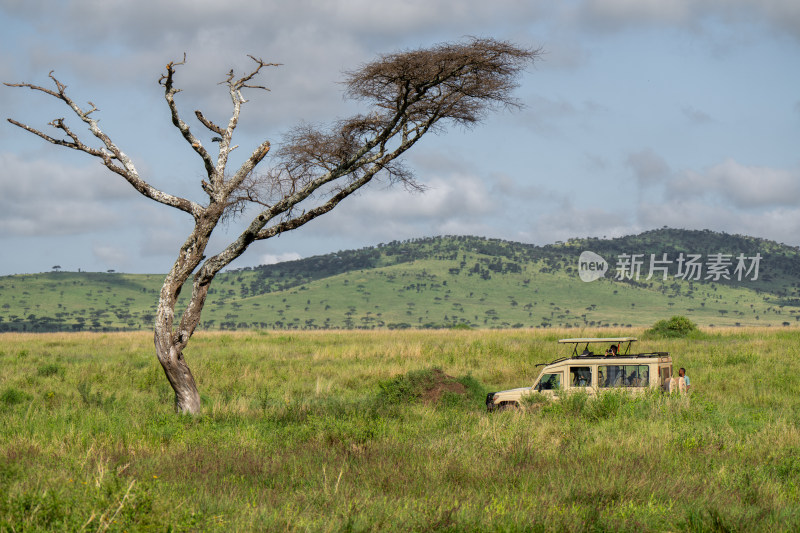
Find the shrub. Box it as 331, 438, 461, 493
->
644, 315, 699, 339
447, 374, 487, 409
37, 363, 64, 378
376, 368, 437, 406
520, 391, 551, 408
375, 368, 485, 410
0, 387, 31, 406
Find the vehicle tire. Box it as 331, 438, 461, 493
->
498, 402, 518, 412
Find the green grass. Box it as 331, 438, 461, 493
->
1, 328, 799, 531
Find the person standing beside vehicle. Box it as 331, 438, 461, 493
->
678, 367, 690, 393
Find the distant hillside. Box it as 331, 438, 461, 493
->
2, 229, 799, 332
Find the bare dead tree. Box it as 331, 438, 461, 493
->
6, 38, 540, 414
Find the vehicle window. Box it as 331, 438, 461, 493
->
599, 365, 650, 387
570, 366, 592, 387
538, 373, 561, 390
628, 365, 649, 387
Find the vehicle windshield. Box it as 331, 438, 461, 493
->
538, 373, 561, 390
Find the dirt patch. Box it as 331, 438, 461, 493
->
419, 368, 469, 405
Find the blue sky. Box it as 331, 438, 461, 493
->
1, 0, 798, 275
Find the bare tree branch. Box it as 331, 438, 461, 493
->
215, 58, 280, 197
159, 55, 217, 181
5, 74, 202, 217
194, 110, 224, 135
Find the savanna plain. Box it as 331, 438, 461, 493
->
1, 327, 799, 531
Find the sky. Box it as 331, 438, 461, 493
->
1, 0, 798, 275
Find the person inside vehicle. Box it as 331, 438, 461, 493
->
605, 344, 618, 356
572, 369, 590, 387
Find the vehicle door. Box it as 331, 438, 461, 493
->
658, 364, 673, 392
534, 371, 563, 399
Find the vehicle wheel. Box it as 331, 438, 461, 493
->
498, 402, 518, 412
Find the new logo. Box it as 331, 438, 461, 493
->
578, 251, 608, 282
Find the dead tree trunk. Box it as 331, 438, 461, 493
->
154, 330, 202, 414
154, 265, 204, 414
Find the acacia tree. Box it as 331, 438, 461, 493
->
6, 38, 538, 414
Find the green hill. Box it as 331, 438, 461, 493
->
2, 229, 799, 332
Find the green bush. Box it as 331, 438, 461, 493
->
644, 315, 699, 339
520, 391, 552, 408
37, 363, 64, 378
1, 387, 31, 406
445, 374, 487, 409
376, 368, 438, 406
375, 368, 485, 410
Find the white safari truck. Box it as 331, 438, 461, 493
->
486, 337, 674, 411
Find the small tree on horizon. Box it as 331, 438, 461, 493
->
6, 38, 539, 414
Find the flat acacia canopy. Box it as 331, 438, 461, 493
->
557, 338, 638, 344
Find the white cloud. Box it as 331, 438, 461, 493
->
581, 0, 693, 29
0, 152, 134, 236
259, 252, 302, 266
527, 204, 638, 243
285, 165, 520, 245
637, 200, 800, 245
666, 159, 800, 208
349, 173, 498, 221
20, 0, 542, 46
576, 0, 800, 39
625, 159, 800, 245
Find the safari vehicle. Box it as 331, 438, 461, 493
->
486, 337, 673, 411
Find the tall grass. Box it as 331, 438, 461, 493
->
1, 328, 799, 531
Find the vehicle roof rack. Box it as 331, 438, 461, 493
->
536, 357, 568, 367
535, 352, 670, 368
558, 337, 637, 343
560, 337, 637, 357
